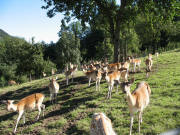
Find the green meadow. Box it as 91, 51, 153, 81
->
0, 49, 180, 135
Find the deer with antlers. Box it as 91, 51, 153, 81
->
49, 76, 59, 103
2, 93, 45, 133
90, 112, 116, 135
121, 78, 151, 135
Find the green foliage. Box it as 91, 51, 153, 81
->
56, 32, 81, 69
0, 30, 56, 86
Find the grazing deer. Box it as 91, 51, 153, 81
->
121, 78, 151, 135
127, 57, 141, 72
2, 93, 45, 133
49, 76, 59, 103
83, 69, 102, 91
42, 72, 47, 77
65, 65, 78, 85
90, 112, 116, 135
8, 80, 17, 86
105, 68, 128, 99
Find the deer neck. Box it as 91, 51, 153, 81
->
11, 104, 18, 112
126, 90, 135, 106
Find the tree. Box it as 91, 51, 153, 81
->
56, 32, 81, 69
42, 0, 177, 62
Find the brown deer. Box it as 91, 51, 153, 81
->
2, 93, 45, 133
65, 65, 78, 85
90, 112, 116, 135
8, 80, 17, 86
49, 76, 59, 103
127, 57, 141, 72
83, 69, 102, 91
121, 78, 151, 135
105, 68, 128, 99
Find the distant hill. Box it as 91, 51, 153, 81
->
0, 29, 11, 40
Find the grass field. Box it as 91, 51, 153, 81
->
0, 49, 180, 135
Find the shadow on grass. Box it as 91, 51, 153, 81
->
0, 112, 16, 122
65, 124, 89, 135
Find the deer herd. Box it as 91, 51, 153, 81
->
1, 53, 158, 134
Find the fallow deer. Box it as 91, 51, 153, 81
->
83, 69, 102, 91
90, 112, 116, 135
8, 80, 17, 86
49, 76, 59, 103
127, 57, 141, 72
105, 68, 128, 99
65, 65, 78, 85
121, 78, 151, 135
108, 63, 121, 71
2, 93, 45, 133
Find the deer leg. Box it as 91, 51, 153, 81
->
130, 114, 134, 135
36, 104, 42, 120
133, 63, 135, 72
138, 111, 142, 134
89, 78, 91, 86
14, 111, 23, 133
66, 76, 69, 85
98, 79, 100, 91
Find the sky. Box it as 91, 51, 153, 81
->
0, 0, 64, 43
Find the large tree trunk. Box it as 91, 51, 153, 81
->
113, 26, 121, 63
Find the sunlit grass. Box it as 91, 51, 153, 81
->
0, 48, 180, 134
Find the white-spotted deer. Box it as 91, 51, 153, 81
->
121, 78, 151, 135
49, 76, 59, 103
90, 112, 116, 135
65, 65, 78, 85
83, 69, 102, 91
2, 93, 45, 133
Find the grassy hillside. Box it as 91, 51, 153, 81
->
0, 49, 180, 135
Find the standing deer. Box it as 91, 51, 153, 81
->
105, 68, 128, 99
90, 112, 116, 135
121, 78, 151, 135
49, 76, 59, 103
127, 57, 141, 73
65, 65, 78, 85
2, 93, 45, 133
83, 69, 102, 91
